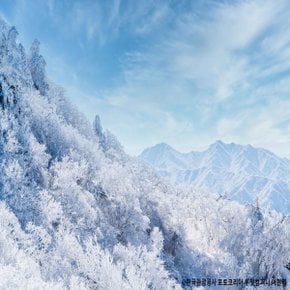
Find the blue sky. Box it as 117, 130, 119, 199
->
1, 0, 290, 157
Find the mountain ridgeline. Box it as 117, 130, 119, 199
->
0, 18, 289, 289
140, 141, 290, 213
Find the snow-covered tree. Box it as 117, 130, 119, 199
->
28, 39, 48, 95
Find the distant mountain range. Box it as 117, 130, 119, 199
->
139, 141, 290, 213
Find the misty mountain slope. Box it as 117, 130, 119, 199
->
140, 141, 290, 213
0, 18, 289, 289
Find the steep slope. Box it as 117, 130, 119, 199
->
0, 19, 182, 289
0, 19, 289, 289
140, 141, 290, 213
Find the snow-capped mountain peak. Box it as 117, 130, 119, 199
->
140, 141, 290, 213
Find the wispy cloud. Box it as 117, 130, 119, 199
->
100, 0, 290, 155
123, 0, 285, 102
4, 0, 290, 156
67, 0, 171, 45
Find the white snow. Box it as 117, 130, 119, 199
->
140, 141, 290, 213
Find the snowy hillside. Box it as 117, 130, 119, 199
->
0, 18, 289, 289
140, 141, 290, 213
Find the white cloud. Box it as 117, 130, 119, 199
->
66, 0, 171, 44
103, 0, 290, 155
67, 0, 290, 156
214, 96, 290, 157
165, 0, 285, 101
7, 0, 290, 156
